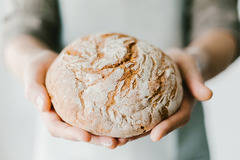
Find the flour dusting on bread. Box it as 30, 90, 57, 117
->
46, 33, 183, 138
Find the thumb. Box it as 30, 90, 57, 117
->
23, 51, 57, 112
166, 49, 212, 101
178, 55, 213, 101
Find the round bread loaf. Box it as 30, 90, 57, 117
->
46, 33, 183, 138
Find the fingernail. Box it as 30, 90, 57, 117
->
36, 96, 43, 111
103, 140, 113, 147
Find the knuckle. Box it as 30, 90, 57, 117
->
24, 82, 37, 101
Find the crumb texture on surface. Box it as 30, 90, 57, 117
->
46, 33, 183, 138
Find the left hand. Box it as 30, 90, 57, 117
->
126, 48, 213, 142
23, 50, 129, 149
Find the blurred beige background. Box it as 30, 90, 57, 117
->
0, 1, 239, 160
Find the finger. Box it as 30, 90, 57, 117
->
24, 52, 57, 111
90, 135, 118, 149
167, 50, 212, 101
43, 109, 118, 149
117, 138, 129, 146
41, 109, 91, 142
187, 78, 212, 101
178, 58, 212, 101
128, 131, 150, 142
150, 93, 194, 142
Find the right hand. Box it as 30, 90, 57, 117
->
126, 48, 213, 142
23, 50, 128, 149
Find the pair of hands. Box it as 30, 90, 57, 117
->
23, 48, 212, 149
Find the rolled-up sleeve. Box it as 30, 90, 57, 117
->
189, 0, 239, 56
2, 0, 61, 50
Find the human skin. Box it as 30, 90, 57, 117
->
3, 29, 237, 149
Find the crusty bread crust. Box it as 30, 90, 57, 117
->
46, 33, 183, 138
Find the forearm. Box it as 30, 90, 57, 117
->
3, 35, 52, 80
186, 29, 238, 81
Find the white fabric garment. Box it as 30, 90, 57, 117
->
32, 1, 209, 160
59, 0, 183, 51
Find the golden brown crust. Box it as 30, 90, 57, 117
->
46, 33, 183, 138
